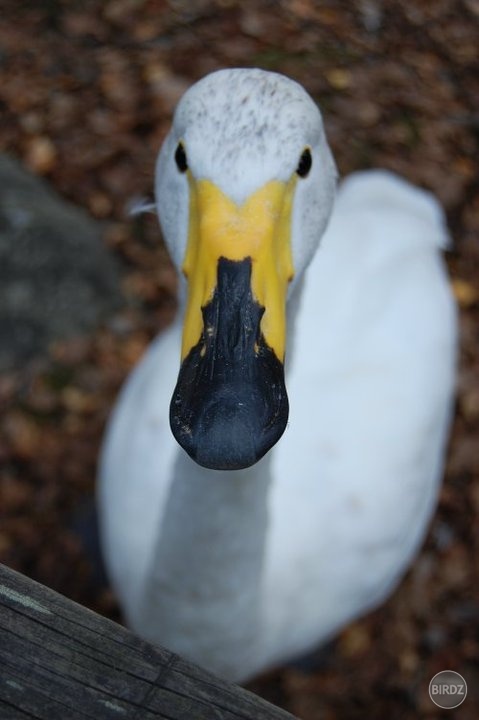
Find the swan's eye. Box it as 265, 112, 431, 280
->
175, 142, 188, 173
296, 148, 312, 178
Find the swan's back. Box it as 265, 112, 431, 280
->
263, 170, 457, 667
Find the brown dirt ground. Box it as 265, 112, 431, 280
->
0, 2, 478, 718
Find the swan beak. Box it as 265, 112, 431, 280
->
170, 177, 296, 471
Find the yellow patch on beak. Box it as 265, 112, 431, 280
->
181, 175, 297, 361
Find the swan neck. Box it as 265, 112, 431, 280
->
139, 451, 271, 679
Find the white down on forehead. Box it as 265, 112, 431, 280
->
172, 68, 326, 203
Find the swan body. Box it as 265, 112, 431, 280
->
98, 69, 457, 682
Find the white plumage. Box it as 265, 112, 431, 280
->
98, 68, 457, 682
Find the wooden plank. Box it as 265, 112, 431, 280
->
0, 564, 296, 720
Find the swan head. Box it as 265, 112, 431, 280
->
155, 68, 336, 471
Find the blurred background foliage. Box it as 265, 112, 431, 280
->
0, 1, 478, 717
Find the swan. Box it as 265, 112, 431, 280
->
98, 68, 457, 682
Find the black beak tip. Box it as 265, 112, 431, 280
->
170, 397, 288, 471
170, 257, 289, 471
